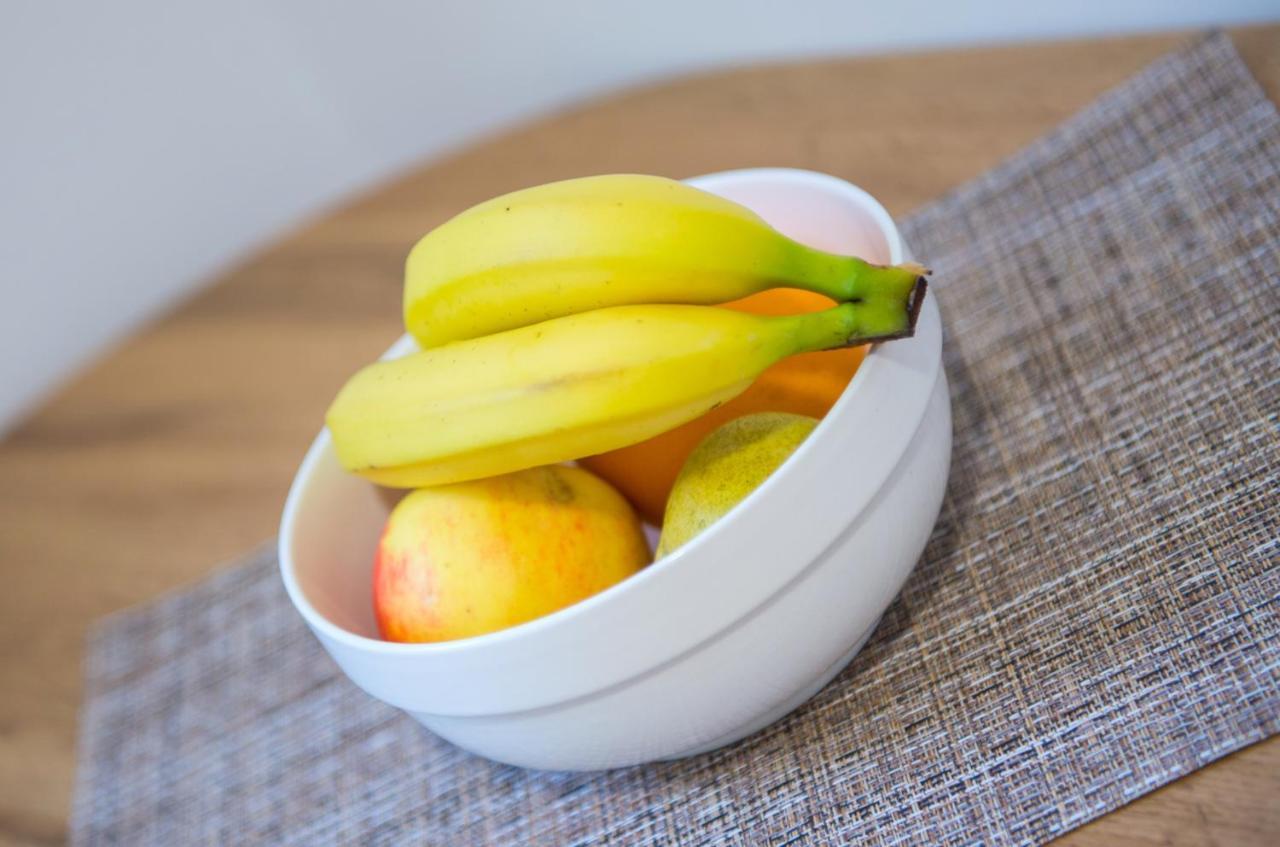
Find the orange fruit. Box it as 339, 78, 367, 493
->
579, 289, 865, 524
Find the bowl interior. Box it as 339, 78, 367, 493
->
283, 168, 903, 643
689, 169, 895, 262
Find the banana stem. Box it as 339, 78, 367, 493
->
849, 259, 930, 301
788, 241, 930, 303
789, 276, 928, 353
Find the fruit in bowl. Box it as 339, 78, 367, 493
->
658, 412, 819, 557
581, 288, 864, 524
322, 173, 928, 642
280, 167, 950, 770
375, 466, 648, 643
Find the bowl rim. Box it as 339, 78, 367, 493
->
279, 167, 934, 662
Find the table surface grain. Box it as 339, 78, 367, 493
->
1, 25, 1277, 847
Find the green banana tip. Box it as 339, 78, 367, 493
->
860, 274, 929, 345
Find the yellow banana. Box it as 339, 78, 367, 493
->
404, 174, 926, 347
327, 297, 924, 488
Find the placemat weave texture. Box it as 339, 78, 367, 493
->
72, 33, 1279, 846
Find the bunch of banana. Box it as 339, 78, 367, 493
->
327, 174, 928, 487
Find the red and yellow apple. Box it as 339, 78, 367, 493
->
373, 465, 650, 642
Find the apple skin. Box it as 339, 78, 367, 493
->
373, 465, 650, 643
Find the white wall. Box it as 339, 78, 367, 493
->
1, 0, 1273, 431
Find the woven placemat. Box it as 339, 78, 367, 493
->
72, 33, 1279, 846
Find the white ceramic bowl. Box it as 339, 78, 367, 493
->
279, 168, 951, 771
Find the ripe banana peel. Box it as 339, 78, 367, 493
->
404, 174, 927, 347
327, 173, 929, 488
327, 298, 925, 488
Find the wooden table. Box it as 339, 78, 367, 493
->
2, 26, 1277, 847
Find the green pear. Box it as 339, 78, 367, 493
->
656, 412, 818, 557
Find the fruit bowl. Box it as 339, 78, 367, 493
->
279, 167, 951, 771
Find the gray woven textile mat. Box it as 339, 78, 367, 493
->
72, 33, 1279, 846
